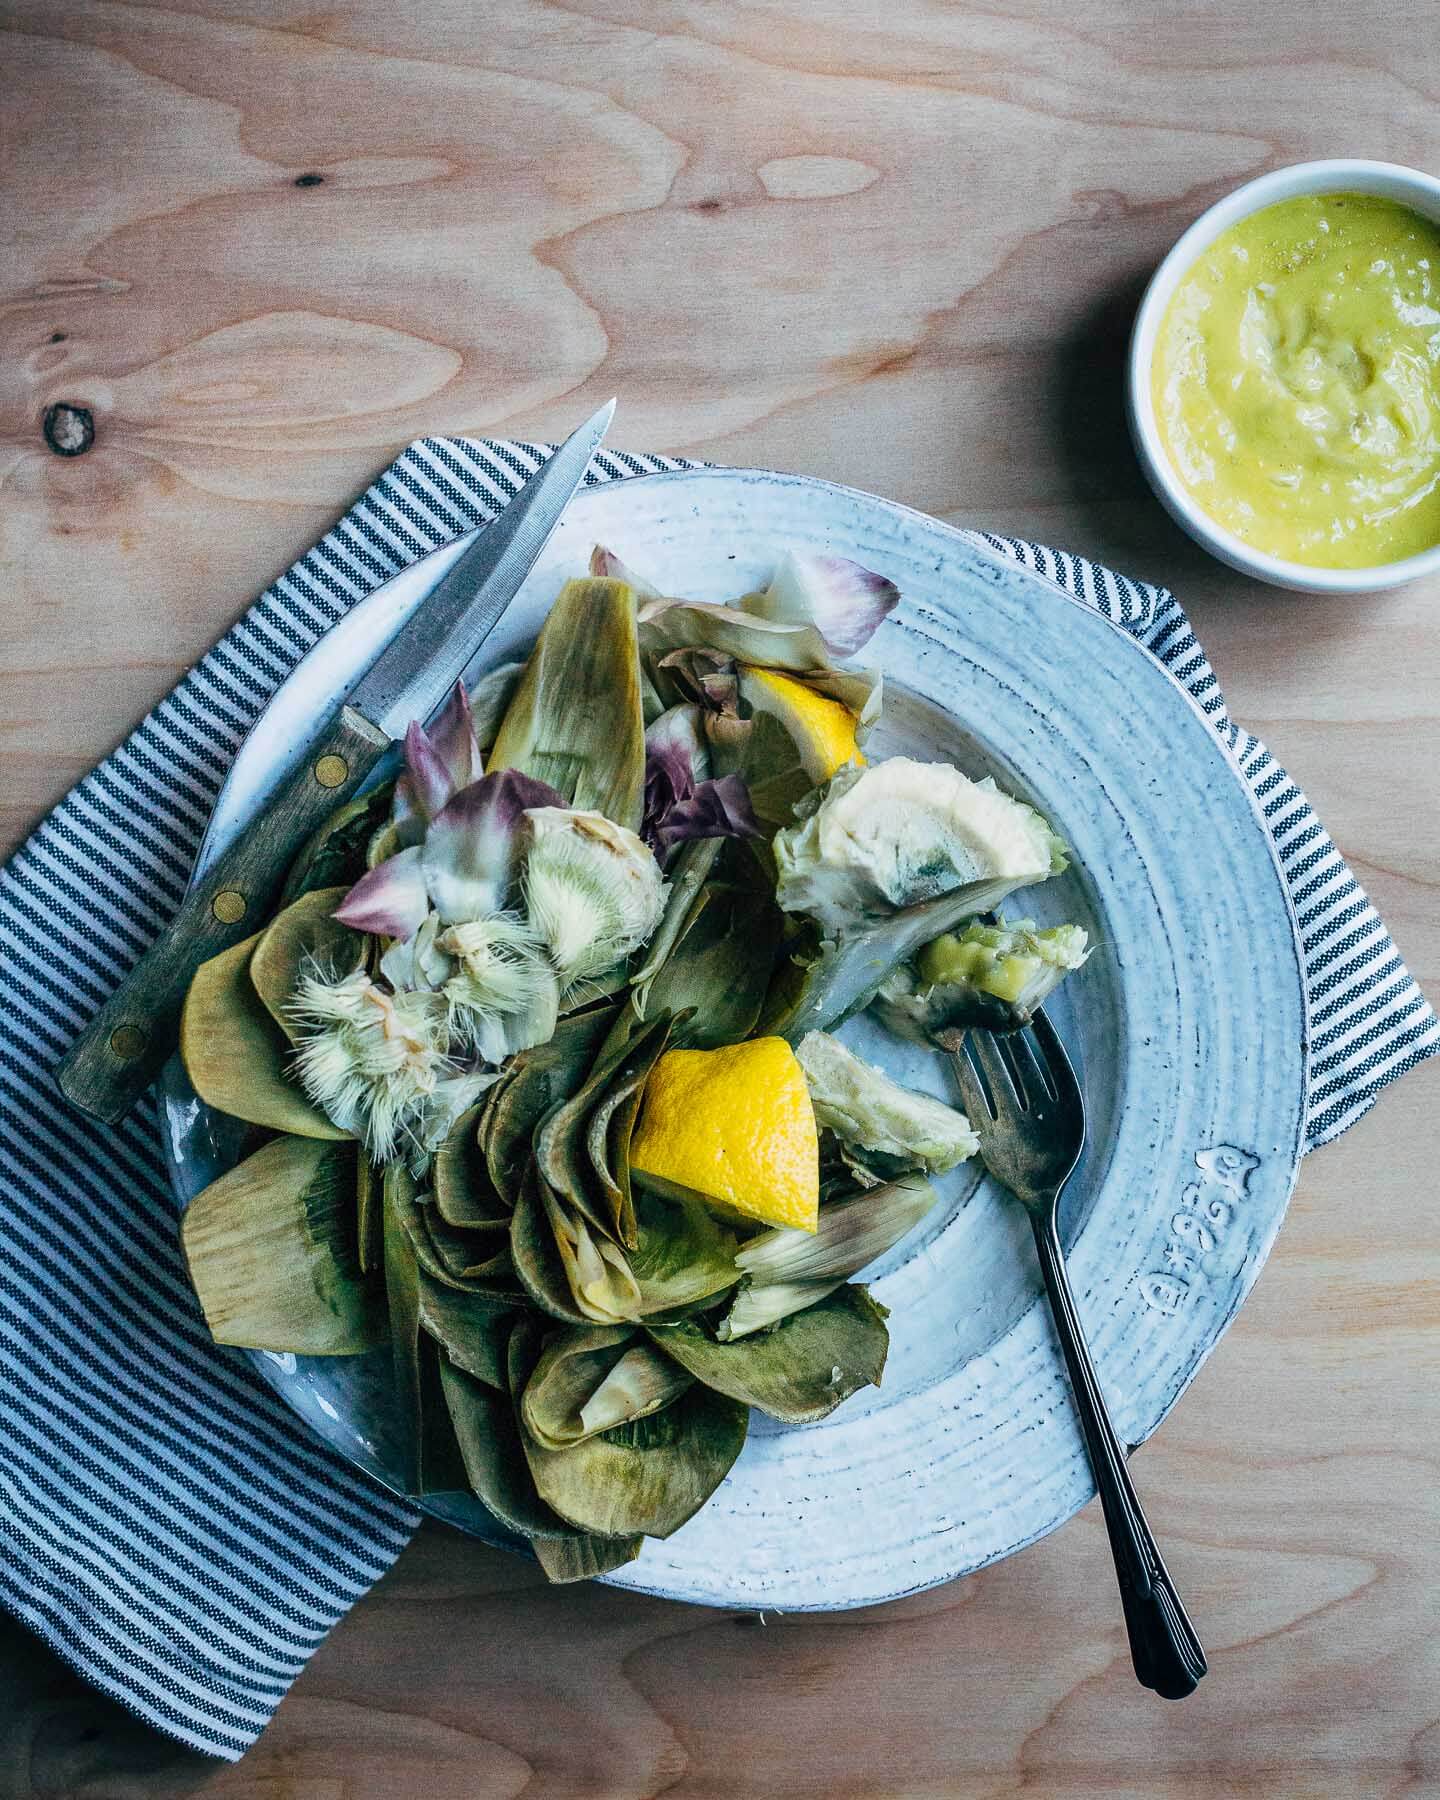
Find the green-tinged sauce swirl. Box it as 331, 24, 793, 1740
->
1153, 193, 1440, 567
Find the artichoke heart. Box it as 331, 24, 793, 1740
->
774, 759, 1066, 934
796, 1030, 978, 1173
875, 918, 1092, 1039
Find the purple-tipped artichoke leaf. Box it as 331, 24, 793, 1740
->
752, 552, 899, 658
428, 679, 483, 793
403, 719, 455, 822
589, 543, 662, 599
423, 769, 564, 926
656, 774, 761, 853
334, 846, 431, 940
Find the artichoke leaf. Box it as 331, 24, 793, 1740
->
489, 578, 646, 832
635, 875, 781, 1051
485, 1004, 621, 1202
383, 1164, 467, 1495
735, 1174, 939, 1288
717, 1276, 844, 1341
417, 1276, 517, 1390
390, 1172, 518, 1297
649, 1284, 889, 1423
630, 1188, 741, 1320
539, 1174, 643, 1325
520, 1326, 693, 1451
759, 879, 1028, 1044
356, 1152, 382, 1277
181, 1136, 379, 1355
181, 933, 345, 1139
248, 886, 366, 1043
795, 1031, 978, 1173
440, 1354, 589, 1541
418, 1204, 513, 1285
536, 1011, 673, 1249
523, 1372, 748, 1540
532, 1532, 643, 1583
510, 1163, 601, 1325
280, 781, 395, 906
468, 660, 525, 753
639, 597, 832, 675
583, 1022, 674, 1250
434, 1102, 510, 1230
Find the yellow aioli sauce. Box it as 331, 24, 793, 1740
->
1152, 193, 1440, 567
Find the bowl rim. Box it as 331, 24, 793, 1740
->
1127, 157, 1440, 594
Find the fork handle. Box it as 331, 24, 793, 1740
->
1030, 1213, 1208, 1699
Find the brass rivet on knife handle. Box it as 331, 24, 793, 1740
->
109, 1025, 148, 1062
55, 707, 392, 1126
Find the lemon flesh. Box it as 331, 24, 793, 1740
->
629, 1038, 820, 1233
739, 667, 863, 783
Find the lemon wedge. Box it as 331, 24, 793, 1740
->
738, 667, 863, 783
629, 1038, 820, 1233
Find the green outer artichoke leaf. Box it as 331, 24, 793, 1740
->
416, 1276, 517, 1390
519, 1325, 692, 1451
583, 1022, 672, 1251
181, 1135, 380, 1355
181, 933, 346, 1139
394, 1180, 517, 1298
383, 1164, 467, 1495
636, 877, 781, 1051
486, 1004, 621, 1202
531, 1532, 643, 1583
488, 578, 646, 831
629, 1187, 741, 1320
510, 1163, 594, 1326
356, 1153, 382, 1276
440, 1355, 584, 1541
759, 879, 1024, 1044
523, 1372, 748, 1540
248, 887, 365, 1043
648, 1283, 890, 1424
536, 1011, 672, 1249
434, 1102, 510, 1230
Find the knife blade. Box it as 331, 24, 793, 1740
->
56, 401, 615, 1124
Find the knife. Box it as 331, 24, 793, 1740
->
57, 401, 616, 1125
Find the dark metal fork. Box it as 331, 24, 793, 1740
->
949, 1011, 1208, 1699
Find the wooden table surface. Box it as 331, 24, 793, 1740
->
3, 2, 1439, 1795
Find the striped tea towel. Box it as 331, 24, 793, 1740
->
2, 438, 1435, 1761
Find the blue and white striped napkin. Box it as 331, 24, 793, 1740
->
2, 439, 1435, 1760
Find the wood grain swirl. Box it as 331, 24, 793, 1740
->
2, 0, 1438, 1792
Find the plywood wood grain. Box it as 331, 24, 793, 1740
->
2, 1, 1437, 1794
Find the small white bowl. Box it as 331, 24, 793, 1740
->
1128, 158, 1440, 594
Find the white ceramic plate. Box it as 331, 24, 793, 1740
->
161, 468, 1306, 1610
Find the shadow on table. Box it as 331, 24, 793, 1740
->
0, 1615, 220, 1798
1038, 268, 1230, 592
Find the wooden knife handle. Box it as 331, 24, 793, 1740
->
56, 706, 392, 1125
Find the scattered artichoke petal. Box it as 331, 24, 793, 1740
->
746, 550, 899, 659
